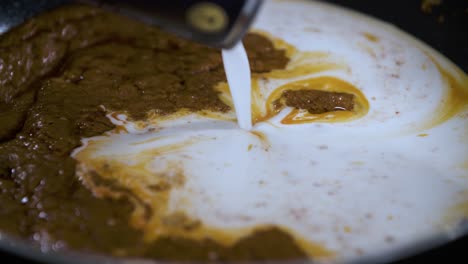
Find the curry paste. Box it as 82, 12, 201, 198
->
0, 4, 348, 261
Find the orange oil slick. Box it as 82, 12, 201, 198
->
421, 54, 468, 130
264, 76, 369, 124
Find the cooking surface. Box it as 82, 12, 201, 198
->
0, 0, 466, 264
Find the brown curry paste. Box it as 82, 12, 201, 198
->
275, 90, 355, 114
0, 4, 347, 261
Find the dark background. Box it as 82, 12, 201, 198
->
1, 0, 467, 263
325, 0, 468, 72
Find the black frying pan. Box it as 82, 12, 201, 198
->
0, 0, 467, 263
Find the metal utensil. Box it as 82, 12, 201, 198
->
0, 0, 263, 48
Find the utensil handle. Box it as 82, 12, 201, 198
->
77, 0, 264, 48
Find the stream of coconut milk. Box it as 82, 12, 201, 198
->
222, 42, 252, 130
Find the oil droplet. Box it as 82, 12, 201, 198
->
343, 226, 352, 233
362, 32, 379, 43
